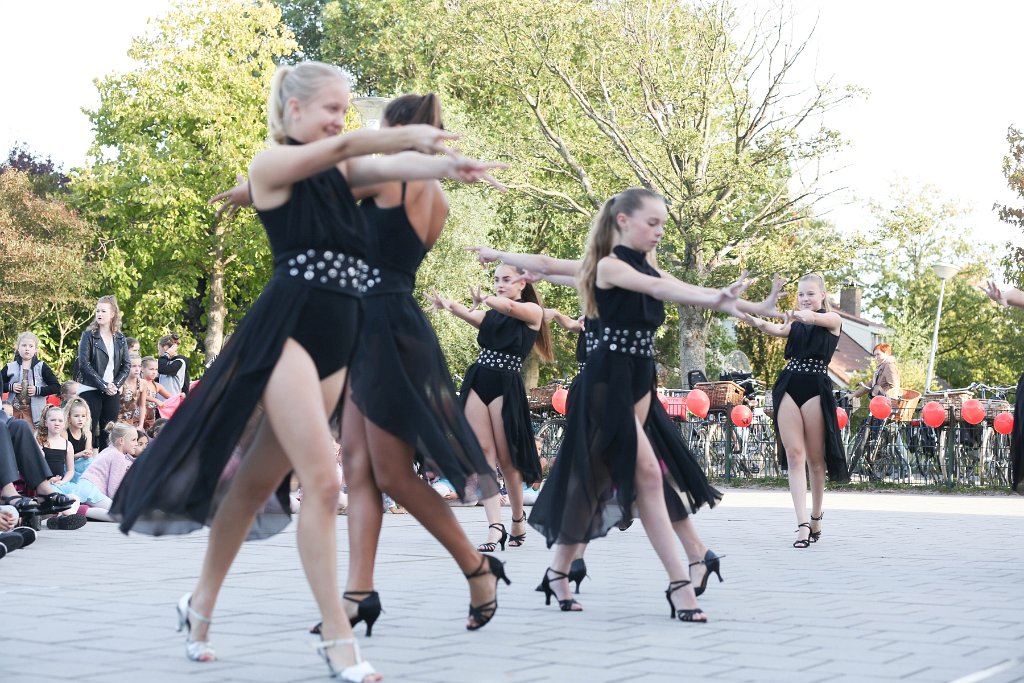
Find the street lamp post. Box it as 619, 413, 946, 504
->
924, 263, 960, 392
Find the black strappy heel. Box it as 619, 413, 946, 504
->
535, 568, 582, 611
689, 549, 724, 597
465, 555, 511, 631
508, 514, 527, 547
793, 522, 812, 548
665, 579, 707, 623
810, 512, 824, 543
568, 558, 588, 594
477, 522, 507, 552
309, 590, 382, 637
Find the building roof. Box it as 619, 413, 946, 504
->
829, 331, 873, 387
834, 307, 894, 332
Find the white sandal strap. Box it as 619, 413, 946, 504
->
340, 660, 377, 683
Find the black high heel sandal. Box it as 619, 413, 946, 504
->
689, 549, 724, 597
810, 512, 824, 542
535, 568, 582, 611
665, 579, 706, 623
508, 514, 527, 548
465, 554, 511, 631
568, 558, 588, 594
793, 522, 812, 548
477, 522, 507, 552
309, 590, 383, 637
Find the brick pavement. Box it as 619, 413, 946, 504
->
2, 488, 1023, 682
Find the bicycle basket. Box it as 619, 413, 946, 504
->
694, 381, 745, 410
890, 390, 920, 422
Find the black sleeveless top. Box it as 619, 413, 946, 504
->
42, 445, 67, 476
595, 246, 666, 330
784, 310, 840, 362
68, 430, 88, 455
359, 184, 427, 296
477, 309, 538, 359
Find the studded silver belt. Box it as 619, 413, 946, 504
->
475, 348, 524, 373
600, 326, 655, 358
785, 358, 828, 375
276, 249, 381, 295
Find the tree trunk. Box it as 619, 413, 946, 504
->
205, 249, 226, 366
523, 352, 540, 390
677, 304, 709, 383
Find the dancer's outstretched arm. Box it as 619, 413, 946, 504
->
657, 270, 786, 319
426, 291, 486, 328
468, 285, 544, 329
984, 280, 1024, 309
599, 259, 751, 320
744, 312, 794, 338
466, 246, 580, 278
545, 309, 584, 333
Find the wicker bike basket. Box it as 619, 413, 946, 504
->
921, 390, 973, 425
693, 381, 745, 410
528, 383, 559, 411
889, 390, 920, 423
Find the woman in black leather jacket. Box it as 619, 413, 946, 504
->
76, 295, 130, 449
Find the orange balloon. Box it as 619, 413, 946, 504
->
687, 389, 710, 419
993, 412, 1014, 435
921, 401, 945, 428
730, 404, 752, 427
835, 407, 849, 430
961, 399, 985, 425
869, 395, 892, 420
552, 388, 568, 415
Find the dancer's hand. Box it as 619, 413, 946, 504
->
444, 154, 509, 191
401, 124, 461, 155
465, 246, 502, 266
790, 308, 816, 323
209, 174, 250, 222
754, 273, 786, 319
982, 280, 1008, 306
468, 284, 488, 311
509, 270, 542, 285
712, 271, 752, 321
426, 290, 452, 312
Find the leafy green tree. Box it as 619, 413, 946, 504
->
317, 0, 856, 377
997, 125, 1024, 286
73, 0, 296, 365
0, 170, 96, 373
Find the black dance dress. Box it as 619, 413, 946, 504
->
770, 314, 850, 483
348, 188, 498, 502
112, 155, 371, 538
459, 309, 543, 484
1011, 372, 1023, 492
530, 246, 721, 547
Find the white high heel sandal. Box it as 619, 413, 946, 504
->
313, 636, 379, 682
175, 593, 217, 662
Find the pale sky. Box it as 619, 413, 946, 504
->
1, 1, 1020, 269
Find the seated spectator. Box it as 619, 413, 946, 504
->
64, 398, 95, 483
0, 505, 37, 559
125, 337, 141, 357
157, 333, 189, 397
78, 422, 139, 521
135, 430, 150, 455
140, 356, 175, 430
34, 405, 87, 530
2, 332, 61, 424
0, 409, 76, 517
148, 417, 169, 439
60, 380, 80, 406
118, 356, 143, 427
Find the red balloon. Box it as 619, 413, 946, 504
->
921, 401, 946, 428
835, 407, 849, 430
961, 399, 985, 425
730, 404, 753, 427
552, 388, 568, 415
869, 395, 892, 420
686, 389, 710, 419
994, 412, 1014, 435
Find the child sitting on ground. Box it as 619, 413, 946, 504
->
64, 398, 95, 483
79, 422, 139, 521
35, 405, 87, 529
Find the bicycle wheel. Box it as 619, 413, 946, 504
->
535, 417, 567, 459
847, 423, 871, 480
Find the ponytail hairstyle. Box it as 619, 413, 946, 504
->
799, 273, 832, 312
267, 61, 351, 145
577, 188, 665, 318
36, 404, 65, 446
105, 421, 137, 450
383, 92, 443, 129
501, 264, 554, 362
88, 295, 123, 333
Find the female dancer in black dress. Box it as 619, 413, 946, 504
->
515, 188, 749, 623
467, 246, 781, 603
428, 267, 553, 553
338, 94, 506, 635
111, 62, 502, 681
983, 280, 1024, 492
744, 274, 849, 547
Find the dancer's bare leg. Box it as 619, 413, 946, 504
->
801, 397, 827, 536
464, 391, 503, 547
777, 394, 811, 545
342, 392, 383, 599
487, 399, 526, 542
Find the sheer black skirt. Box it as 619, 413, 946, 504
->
530, 348, 721, 547
771, 369, 850, 484
349, 294, 498, 501
111, 277, 360, 539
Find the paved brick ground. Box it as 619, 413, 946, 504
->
2, 488, 1023, 682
